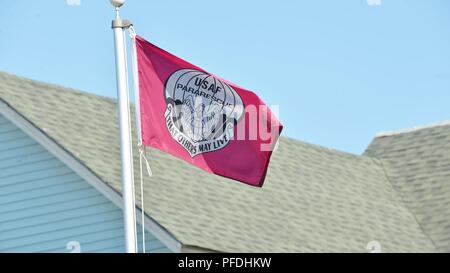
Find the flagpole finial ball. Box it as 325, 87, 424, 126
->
110, 0, 125, 8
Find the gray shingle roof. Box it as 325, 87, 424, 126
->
365, 124, 450, 252
0, 71, 445, 252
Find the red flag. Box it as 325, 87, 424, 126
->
135, 35, 283, 187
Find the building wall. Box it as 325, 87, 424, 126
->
0, 114, 170, 253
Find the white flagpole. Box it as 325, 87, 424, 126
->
110, 0, 137, 253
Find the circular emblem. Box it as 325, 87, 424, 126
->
164, 69, 244, 157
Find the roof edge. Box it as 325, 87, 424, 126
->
0, 70, 118, 105
375, 120, 450, 138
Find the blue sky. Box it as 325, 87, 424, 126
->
1, 0, 449, 154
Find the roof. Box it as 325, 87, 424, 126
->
365, 123, 450, 252
376, 121, 450, 138
0, 71, 445, 253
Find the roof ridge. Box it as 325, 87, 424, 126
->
377, 159, 439, 251
375, 120, 450, 138
280, 135, 366, 158
0, 70, 118, 105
